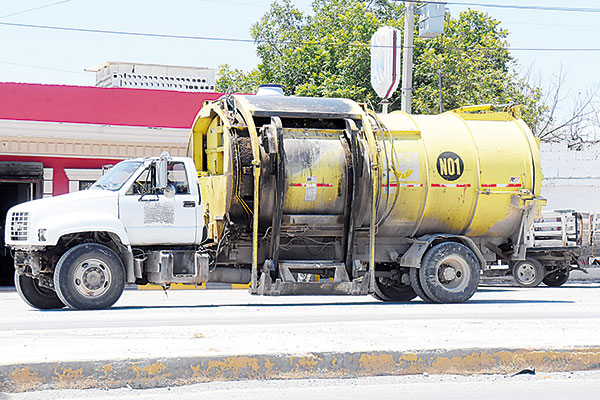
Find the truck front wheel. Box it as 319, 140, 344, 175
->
54, 243, 125, 310
512, 258, 545, 287
419, 242, 480, 303
15, 272, 65, 310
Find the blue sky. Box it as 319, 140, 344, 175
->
1, 0, 598, 104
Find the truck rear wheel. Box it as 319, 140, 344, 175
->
15, 272, 65, 310
54, 243, 125, 310
512, 258, 545, 287
373, 269, 417, 302
409, 267, 433, 303
543, 270, 570, 287
419, 242, 480, 303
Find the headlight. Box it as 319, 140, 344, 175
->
38, 228, 47, 242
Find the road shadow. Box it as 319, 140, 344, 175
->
462, 299, 574, 305
107, 297, 574, 311
553, 284, 600, 289
476, 286, 520, 292
479, 284, 600, 290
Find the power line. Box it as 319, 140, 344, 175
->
195, 0, 271, 7
398, 1, 600, 13
503, 48, 600, 52
1, 21, 600, 53
503, 20, 600, 29
0, 60, 87, 75
0, 0, 71, 19
0, 21, 255, 43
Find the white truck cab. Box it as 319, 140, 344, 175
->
5, 153, 211, 310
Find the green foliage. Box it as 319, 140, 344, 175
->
412, 10, 512, 113
215, 64, 262, 94
411, 9, 547, 130
216, 0, 546, 131
250, 0, 401, 101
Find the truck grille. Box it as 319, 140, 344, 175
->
10, 212, 30, 241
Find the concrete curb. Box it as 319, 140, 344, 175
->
2, 347, 600, 393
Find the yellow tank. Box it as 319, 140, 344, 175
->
190, 95, 542, 245
374, 106, 541, 239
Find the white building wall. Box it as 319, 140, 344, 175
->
540, 143, 600, 212
0, 119, 189, 159
93, 62, 216, 92
43, 168, 53, 198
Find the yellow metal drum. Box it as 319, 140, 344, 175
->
374, 107, 541, 239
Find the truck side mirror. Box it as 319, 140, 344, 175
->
156, 152, 170, 189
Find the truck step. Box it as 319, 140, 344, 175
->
257, 280, 370, 296
256, 259, 371, 296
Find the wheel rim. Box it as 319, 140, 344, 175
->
73, 258, 112, 298
516, 263, 537, 285
436, 255, 470, 292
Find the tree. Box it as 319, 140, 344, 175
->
216, 64, 262, 94
530, 67, 600, 144
411, 10, 544, 123
217, 0, 402, 101
253, 0, 401, 100
215, 0, 572, 139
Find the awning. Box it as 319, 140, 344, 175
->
0, 162, 43, 180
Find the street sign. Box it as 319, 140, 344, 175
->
370, 26, 402, 99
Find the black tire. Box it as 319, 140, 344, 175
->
15, 271, 65, 310
372, 269, 417, 302
419, 242, 480, 304
54, 243, 125, 310
543, 270, 570, 287
409, 267, 434, 303
512, 258, 545, 288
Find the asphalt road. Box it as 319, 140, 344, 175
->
5, 371, 600, 400
1, 282, 600, 364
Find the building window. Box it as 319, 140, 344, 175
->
65, 169, 103, 193
79, 181, 95, 191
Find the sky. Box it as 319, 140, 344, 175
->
0, 0, 599, 105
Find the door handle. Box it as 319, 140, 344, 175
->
183, 201, 196, 208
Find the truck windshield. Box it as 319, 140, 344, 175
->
89, 161, 143, 191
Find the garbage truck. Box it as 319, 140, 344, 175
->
4, 88, 545, 310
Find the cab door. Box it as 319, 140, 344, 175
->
119, 161, 197, 245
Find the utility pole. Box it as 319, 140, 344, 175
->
401, 1, 414, 113
438, 68, 443, 113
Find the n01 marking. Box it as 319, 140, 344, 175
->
437, 152, 464, 182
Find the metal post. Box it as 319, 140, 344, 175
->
381, 99, 389, 114
438, 68, 443, 114
401, 2, 414, 113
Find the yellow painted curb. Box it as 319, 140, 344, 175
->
2, 347, 600, 393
